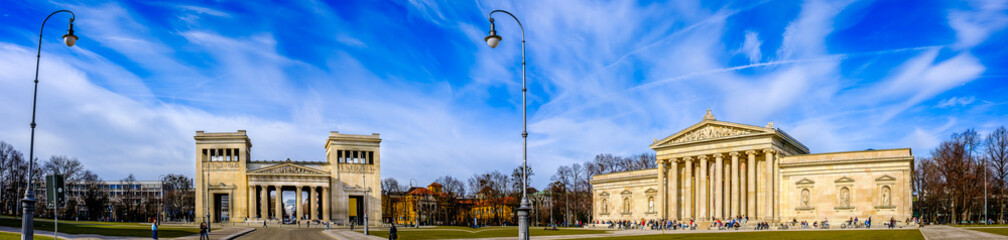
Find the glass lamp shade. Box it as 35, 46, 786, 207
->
63, 33, 78, 47
485, 35, 501, 48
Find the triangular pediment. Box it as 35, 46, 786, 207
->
248, 163, 328, 175
796, 178, 815, 185
875, 175, 896, 182
599, 191, 609, 197
651, 120, 770, 147
620, 190, 632, 195
645, 188, 657, 194
834, 176, 855, 183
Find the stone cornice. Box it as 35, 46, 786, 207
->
779, 156, 913, 168
590, 169, 658, 185
779, 148, 913, 168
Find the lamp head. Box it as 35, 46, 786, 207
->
62, 22, 78, 47
484, 18, 501, 48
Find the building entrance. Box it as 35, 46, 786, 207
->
348, 196, 363, 225
214, 193, 230, 222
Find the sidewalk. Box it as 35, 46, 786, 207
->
323, 229, 385, 240
0, 226, 253, 240
919, 225, 1008, 240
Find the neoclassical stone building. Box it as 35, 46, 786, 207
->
194, 130, 382, 226
591, 110, 913, 223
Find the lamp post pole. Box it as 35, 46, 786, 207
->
362, 162, 369, 235
483, 9, 530, 240
159, 174, 166, 223
22, 9, 78, 240
410, 178, 418, 228
204, 160, 211, 231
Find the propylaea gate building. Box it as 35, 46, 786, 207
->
194, 130, 382, 226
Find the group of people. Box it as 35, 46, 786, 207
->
601, 219, 697, 230
711, 215, 748, 230
600, 216, 755, 231
595, 214, 921, 232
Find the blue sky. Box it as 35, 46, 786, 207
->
0, 0, 1006, 189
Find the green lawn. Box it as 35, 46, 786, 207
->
362, 227, 923, 240
966, 227, 1008, 236
567, 229, 925, 240
0, 216, 204, 238
364, 226, 608, 239
0, 232, 55, 240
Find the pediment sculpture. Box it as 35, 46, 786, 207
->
670, 124, 758, 144
250, 163, 326, 175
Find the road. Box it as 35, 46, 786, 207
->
236, 227, 331, 240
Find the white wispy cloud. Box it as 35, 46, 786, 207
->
742, 31, 762, 63
948, 0, 1008, 49
937, 96, 976, 108
1, 0, 1002, 188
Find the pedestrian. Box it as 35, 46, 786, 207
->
389, 222, 398, 240
199, 222, 208, 240
152, 220, 158, 239
263, 220, 267, 228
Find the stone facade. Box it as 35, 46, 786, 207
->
591, 110, 913, 223
194, 130, 382, 226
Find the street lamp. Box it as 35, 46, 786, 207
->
483, 9, 530, 240
22, 9, 77, 240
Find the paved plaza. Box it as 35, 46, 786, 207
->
919, 225, 1008, 240
5, 224, 1008, 239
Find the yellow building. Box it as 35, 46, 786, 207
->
194, 130, 382, 226
592, 110, 913, 224
468, 197, 516, 225
383, 183, 517, 226
387, 184, 439, 225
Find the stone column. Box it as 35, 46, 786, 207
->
746, 150, 757, 218
763, 149, 775, 220
730, 152, 740, 218
275, 185, 283, 221
740, 161, 746, 217
684, 157, 693, 219
698, 155, 708, 219
670, 159, 679, 220
262, 186, 268, 220
708, 162, 714, 219
249, 185, 256, 220
695, 163, 701, 219
322, 187, 331, 221
658, 159, 667, 219
773, 150, 780, 220
296, 185, 304, 220
310, 187, 317, 220
714, 153, 723, 219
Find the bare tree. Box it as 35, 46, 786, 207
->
988, 126, 1008, 223
510, 166, 534, 196
435, 176, 465, 197
44, 155, 84, 183
382, 178, 403, 195
434, 175, 465, 225
0, 141, 23, 215
80, 170, 108, 220
162, 174, 193, 221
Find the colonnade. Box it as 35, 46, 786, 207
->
248, 184, 330, 221
659, 149, 777, 221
